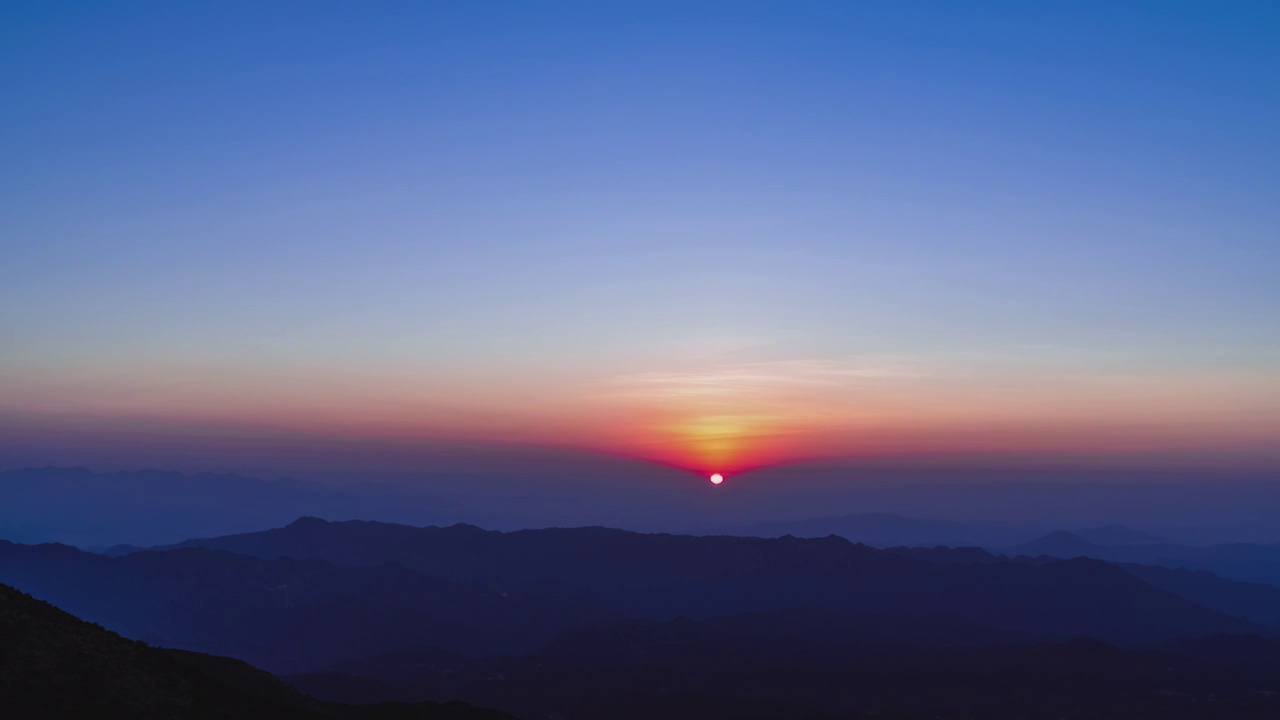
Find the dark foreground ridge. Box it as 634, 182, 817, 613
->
287, 617, 1280, 720
6, 517, 1280, 719
0, 582, 513, 719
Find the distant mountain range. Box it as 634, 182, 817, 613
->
878, 544, 1280, 629
154, 517, 1267, 643
7, 466, 1267, 551
0, 582, 513, 719
0, 466, 456, 547
0, 540, 616, 674
7, 516, 1280, 719
1003, 530, 1280, 584
719, 513, 1169, 548
720, 512, 1027, 546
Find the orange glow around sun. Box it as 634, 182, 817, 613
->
619, 411, 808, 477
53, 353, 1275, 483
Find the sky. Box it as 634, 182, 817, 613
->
3, 1, 1279, 483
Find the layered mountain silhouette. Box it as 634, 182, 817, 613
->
1117, 564, 1280, 629
0, 540, 616, 673
155, 517, 1269, 643
1005, 530, 1280, 583
725, 515, 1173, 552
0, 582, 512, 719
879, 544, 1280, 630
286, 616, 1280, 720
8, 516, 1280, 719
719, 512, 1031, 547
0, 467, 456, 548
1009, 529, 1107, 557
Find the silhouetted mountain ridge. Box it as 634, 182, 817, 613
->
1009, 529, 1103, 557
289, 614, 1280, 720
0, 540, 617, 673
1002, 530, 1280, 584
161, 517, 1266, 643
720, 512, 1030, 547
0, 582, 513, 719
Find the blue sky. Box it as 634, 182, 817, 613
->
2, 1, 1278, 476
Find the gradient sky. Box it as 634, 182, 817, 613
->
3, 1, 1279, 478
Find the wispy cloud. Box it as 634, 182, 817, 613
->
607, 357, 923, 399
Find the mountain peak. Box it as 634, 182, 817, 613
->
286, 516, 330, 529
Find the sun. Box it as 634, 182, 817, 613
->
709, 473, 724, 485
